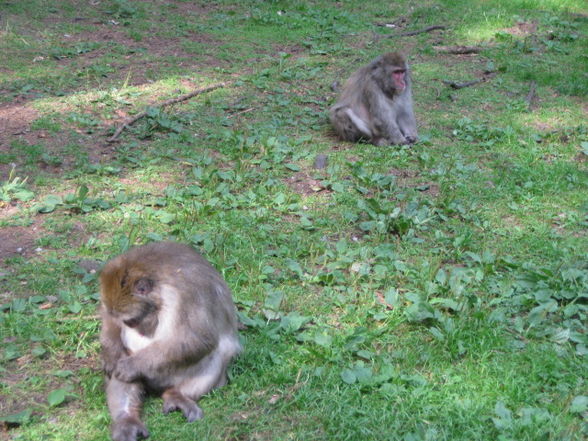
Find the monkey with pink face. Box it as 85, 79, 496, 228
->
99, 241, 242, 441
330, 52, 418, 146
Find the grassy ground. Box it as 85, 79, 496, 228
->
1, 1, 587, 440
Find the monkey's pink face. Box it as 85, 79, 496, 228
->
393, 69, 406, 91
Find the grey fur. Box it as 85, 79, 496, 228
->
330, 52, 418, 146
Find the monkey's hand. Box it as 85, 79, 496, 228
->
373, 137, 389, 147
114, 356, 143, 383
404, 135, 417, 144
112, 415, 149, 441
103, 348, 126, 378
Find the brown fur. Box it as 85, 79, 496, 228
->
99, 241, 241, 441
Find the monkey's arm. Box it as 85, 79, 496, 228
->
114, 325, 217, 383
100, 312, 128, 377
364, 89, 406, 146
395, 92, 418, 143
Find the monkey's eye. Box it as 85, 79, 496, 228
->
393, 69, 406, 74
124, 317, 141, 328
133, 278, 154, 296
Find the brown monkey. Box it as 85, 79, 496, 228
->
330, 52, 418, 146
99, 241, 242, 441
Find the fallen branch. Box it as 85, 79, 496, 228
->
387, 25, 446, 38
107, 82, 227, 142
441, 72, 497, 90
525, 80, 537, 111
434, 45, 483, 54
442, 78, 485, 89
228, 107, 254, 118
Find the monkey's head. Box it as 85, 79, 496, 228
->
372, 52, 409, 96
100, 257, 159, 329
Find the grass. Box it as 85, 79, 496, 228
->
0, 0, 587, 440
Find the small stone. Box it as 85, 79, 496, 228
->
313, 154, 328, 170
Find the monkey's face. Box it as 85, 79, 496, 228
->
101, 269, 159, 329
373, 53, 408, 97
391, 68, 407, 91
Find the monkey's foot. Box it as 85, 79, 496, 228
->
112, 416, 149, 441
162, 390, 203, 422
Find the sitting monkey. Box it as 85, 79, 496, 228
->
99, 241, 242, 441
330, 52, 418, 146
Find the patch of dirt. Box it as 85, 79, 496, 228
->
413, 181, 440, 197
119, 170, 178, 193
66, 221, 94, 249
388, 168, 439, 197
502, 21, 538, 36
0, 126, 108, 180
388, 168, 418, 179
0, 224, 44, 261
273, 43, 306, 57
284, 171, 331, 196
55, 28, 227, 90
330, 142, 355, 152
166, 0, 235, 16
0, 97, 110, 179
0, 102, 39, 148
71, 26, 210, 57
528, 121, 556, 132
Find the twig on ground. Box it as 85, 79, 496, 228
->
387, 25, 446, 38
441, 71, 497, 90
107, 82, 227, 142
434, 45, 483, 54
442, 78, 485, 89
228, 107, 254, 118
525, 80, 538, 111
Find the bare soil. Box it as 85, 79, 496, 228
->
284, 171, 332, 197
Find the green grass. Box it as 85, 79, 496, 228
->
1, 0, 587, 440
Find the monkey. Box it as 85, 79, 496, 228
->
99, 241, 242, 441
329, 52, 418, 146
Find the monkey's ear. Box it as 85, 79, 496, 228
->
133, 278, 154, 296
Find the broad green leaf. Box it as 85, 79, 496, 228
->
68, 301, 82, 314
36, 195, 62, 213
47, 388, 67, 407
570, 395, 588, 414
0, 409, 32, 424
313, 333, 332, 347
341, 369, 356, 384
32, 347, 47, 358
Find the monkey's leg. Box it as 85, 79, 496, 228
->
331, 107, 368, 142
162, 388, 204, 422
162, 347, 233, 421
343, 108, 372, 138
107, 378, 149, 441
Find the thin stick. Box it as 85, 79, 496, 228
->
434, 45, 483, 54
442, 78, 485, 89
107, 82, 227, 142
387, 25, 446, 38
228, 107, 254, 118
525, 80, 537, 111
